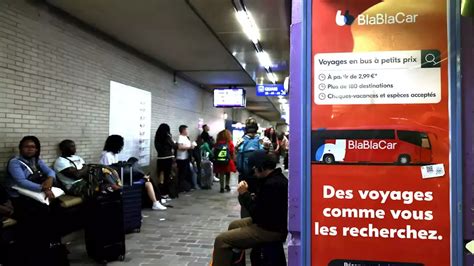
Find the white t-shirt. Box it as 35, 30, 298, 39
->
99, 151, 118, 166
176, 135, 191, 160
54, 155, 85, 190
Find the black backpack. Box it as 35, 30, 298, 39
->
214, 143, 230, 165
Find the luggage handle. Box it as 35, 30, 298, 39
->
119, 165, 133, 186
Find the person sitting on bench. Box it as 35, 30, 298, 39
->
54, 139, 93, 197
6, 136, 68, 265
212, 151, 288, 265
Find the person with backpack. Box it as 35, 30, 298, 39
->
213, 130, 236, 193
236, 118, 264, 217
236, 118, 263, 188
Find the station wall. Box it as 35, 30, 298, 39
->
0, 0, 268, 175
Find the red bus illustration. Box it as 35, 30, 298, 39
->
311, 128, 432, 164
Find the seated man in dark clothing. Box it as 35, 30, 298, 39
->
212, 151, 288, 265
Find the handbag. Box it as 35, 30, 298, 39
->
16, 159, 48, 184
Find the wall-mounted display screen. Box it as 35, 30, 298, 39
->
213, 88, 246, 108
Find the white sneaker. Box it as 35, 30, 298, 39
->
152, 201, 167, 210
160, 199, 167, 204
213, 177, 220, 182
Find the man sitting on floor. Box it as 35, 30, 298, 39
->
212, 151, 288, 265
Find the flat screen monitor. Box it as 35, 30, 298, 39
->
213, 88, 246, 108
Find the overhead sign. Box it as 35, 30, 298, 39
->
256, 84, 287, 96
310, 1, 452, 266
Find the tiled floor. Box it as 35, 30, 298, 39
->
67, 175, 242, 266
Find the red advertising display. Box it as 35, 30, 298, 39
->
311, 1, 451, 265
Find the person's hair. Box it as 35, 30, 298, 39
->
245, 117, 258, 134
156, 123, 171, 143
103, 135, 124, 154
264, 128, 277, 143
277, 132, 285, 141
59, 139, 74, 153
201, 131, 211, 144
19, 136, 41, 158
179, 125, 188, 134
216, 129, 232, 143
202, 124, 208, 130
258, 153, 278, 171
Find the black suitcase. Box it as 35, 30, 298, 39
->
120, 165, 143, 233
85, 190, 125, 263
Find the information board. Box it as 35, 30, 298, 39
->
109, 81, 151, 165
213, 88, 246, 108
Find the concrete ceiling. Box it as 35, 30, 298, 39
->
46, 0, 290, 122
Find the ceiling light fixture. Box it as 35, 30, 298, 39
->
235, 10, 260, 44
233, 1, 280, 87
267, 72, 278, 84
232, 51, 237, 56
257, 51, 272, 69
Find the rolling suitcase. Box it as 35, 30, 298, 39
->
85, 190, 125, 263
120, 165, 143, 233
200, 160, 214, 189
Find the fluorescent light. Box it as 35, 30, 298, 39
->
232, 51, 237, 56
242, 63, 246, 69
235, 11, 260, 44
266, 72, 277, 84
257, 51, 272, 69
246, 12, 259, 43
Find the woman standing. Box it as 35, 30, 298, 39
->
101, 135, 166, 210
213, 130, 236, 193
154, 124, 176, 199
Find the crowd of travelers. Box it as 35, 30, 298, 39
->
0, 118, 289, 266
